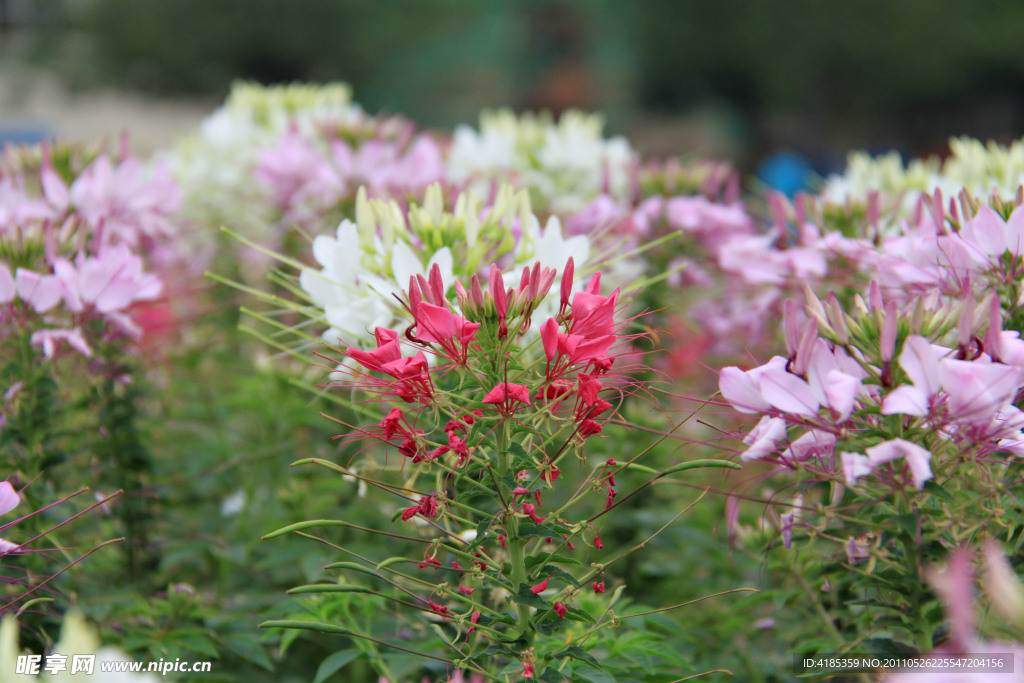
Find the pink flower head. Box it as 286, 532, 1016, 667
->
54, 244, 162, 316
255, 129, 344, 221
69, 155, 181, 248
553, 601, 568, 619
530, 577, 549, 594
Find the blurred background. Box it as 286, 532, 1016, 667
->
3, 0, 1024, 176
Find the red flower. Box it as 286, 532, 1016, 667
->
576, 372, 603, 405
468, 609, 481, 634
530, 577, 549, 594
521, 502, 546, 523
447, 433, 470, 464
592, 581, 605, 593
483, 382, 531, 406
483, 383, 531, 417
428, 599, 450, 618
541, 464, 562, 483
379, 408, 404, 439
554, 601, 568, 619
413, 302, 480, 365
579, 419, 603, 437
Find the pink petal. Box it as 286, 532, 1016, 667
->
841, 452, 872, 487
783, 430, 836, 463
903, 447, 933, 489
416, 304, 455, 342
52, 258, 82, 312
759, 366, 819, 416
824, 370, 860, 422
941, 360, 1024, 425
1007, 204, 1024, 256
899, 335, 941, 396
483, 383, 531, 405
0, 481, 18, 517
14, 269, 63, 313
0, 264, 14, 303
740, 416, 787, 461
881, 385, 929, 416
719, 366, 769, 414
865, 438, 932, 489
964, 205, 1008, 255
540, 318, 559, 361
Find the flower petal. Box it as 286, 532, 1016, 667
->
719, 366, 769, 414
759, 366, 819, 416
0, 481, 18, 517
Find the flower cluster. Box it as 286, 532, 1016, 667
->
293, 183, 590, 353
718, 270, 1024, 648
823, 137, 1024, 224
883, 543, 1024, 682
169, 81, 444, 278
0, 144, 175, 363
447, 108, 636, 214
266, 253, 672, 680
722, 281, 1024, 498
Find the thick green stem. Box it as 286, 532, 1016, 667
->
509, 533, 532, 641
495, 418, 533, 645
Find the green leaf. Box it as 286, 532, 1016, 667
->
564, 607, 597, 625
526, 554, 584, 569
222, 636, 275, 672
536, 565, 580, 588
511, 584, 550, 610
922, 480, 954, 502
661, 459, 740, 476
539, 667, 565, 682
314, 649, 362, 683
571, 664, 616, 683
288, 584, 374, 595
556, 646, 601, 669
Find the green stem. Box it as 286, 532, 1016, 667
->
495, 418, 533, 646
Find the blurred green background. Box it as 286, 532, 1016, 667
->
4, 0, 1024, 169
